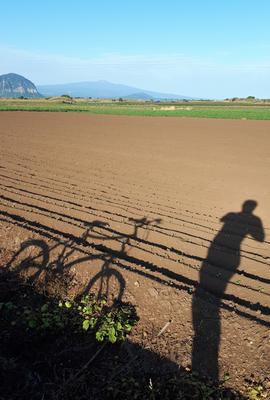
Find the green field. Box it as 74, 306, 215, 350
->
1, 98, 270, 120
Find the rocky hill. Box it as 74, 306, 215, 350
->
0, 73, 42, 98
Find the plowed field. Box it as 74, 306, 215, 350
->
0, 112, 269, 387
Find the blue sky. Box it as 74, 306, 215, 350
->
1, 0, 270, 98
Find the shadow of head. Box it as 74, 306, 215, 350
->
242, 199, 257, 214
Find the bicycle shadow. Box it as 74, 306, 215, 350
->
5, 217, 161, 305
192, 200, 265, 380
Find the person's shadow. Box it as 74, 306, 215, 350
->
192, 200, 265, 380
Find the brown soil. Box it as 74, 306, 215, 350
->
0, 112, 269, 392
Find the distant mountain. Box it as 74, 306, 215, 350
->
0, 73, 42, 98
123, 92, 154, 100
37, 80, 194, 100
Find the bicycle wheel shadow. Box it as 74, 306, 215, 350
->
77, 217, 162, 304
5, 239, 50, 285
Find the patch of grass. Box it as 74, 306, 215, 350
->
1, 99, 270, 119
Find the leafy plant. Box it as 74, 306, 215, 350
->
59, 295, 138, 343
248, 385, 268, 399
94, 303, 137, 343
1, 294, 138, 344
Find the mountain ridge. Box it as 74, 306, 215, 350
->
37, 80, 195, 100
